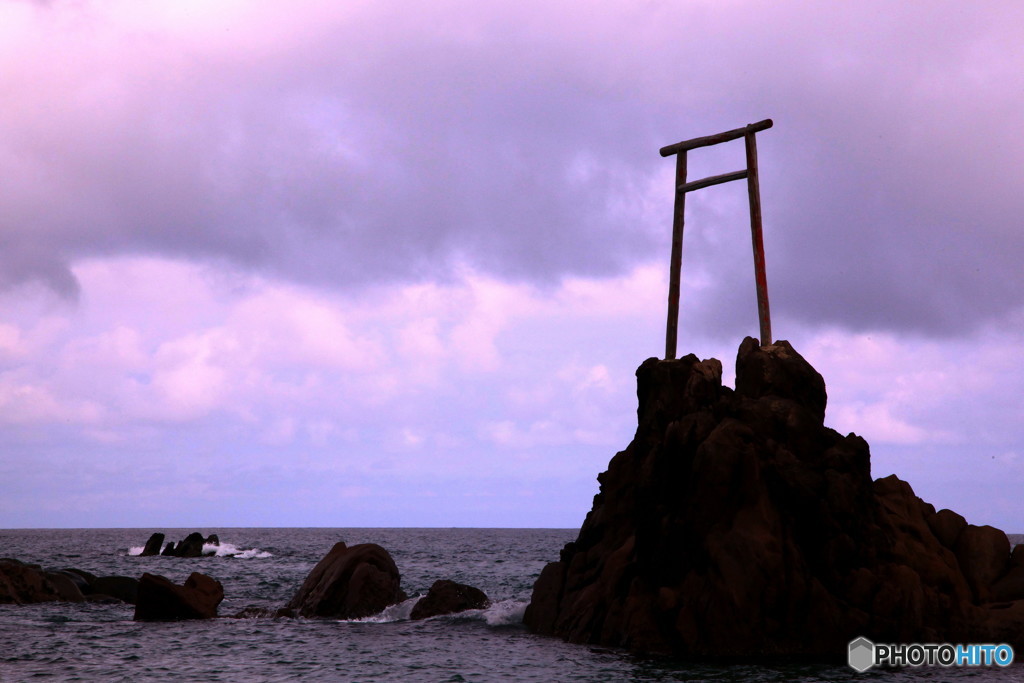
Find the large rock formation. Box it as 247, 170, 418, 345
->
524, 338, 1024, 657
285, 542, 407, 619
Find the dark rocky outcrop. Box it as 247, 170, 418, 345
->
410, 580, 490, 620
44, 571, 86, 602
0, 559, 64, 604
169, 532, 207, 558
0, 559, 137, 605
524, 337, 1024, 657
134, 572, 224, 620
141, 533, 165, 557
285, 542, 407, 619
150, 532, 219, 557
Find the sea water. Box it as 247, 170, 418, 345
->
2, 528, 1023, 681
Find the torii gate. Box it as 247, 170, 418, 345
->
659, 119, 774, 360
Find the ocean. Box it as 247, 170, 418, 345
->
2, 527, 1023, 681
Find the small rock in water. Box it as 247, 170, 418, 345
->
140, 533, 165, 557
285, 542, 407, 619
173, 533, 208, 558
411, 579, 490, 620
134, 572, 224, 620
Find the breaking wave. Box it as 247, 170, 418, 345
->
126, 542, 272, 558
348, 598, 526, 626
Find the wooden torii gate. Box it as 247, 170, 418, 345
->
659, 119, 774, 360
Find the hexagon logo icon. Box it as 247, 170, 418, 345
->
848, 637, 875, 672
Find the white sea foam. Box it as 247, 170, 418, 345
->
431, 599, 527, 626
482, 599, 527, 626
348, 596, 527, 626
124, 542, 272, 558
350, 595, 420, 623
204, 542, 273, 558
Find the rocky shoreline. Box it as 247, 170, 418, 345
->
1, 536, 489, 623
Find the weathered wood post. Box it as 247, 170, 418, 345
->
744, 128, 772, 347
664, 151, 687, 361
659, 119, 774, 358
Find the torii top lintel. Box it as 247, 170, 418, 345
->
659, 119, 773, 157
660, 119, 774, 360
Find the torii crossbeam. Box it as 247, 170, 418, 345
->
659, 118, 774, 359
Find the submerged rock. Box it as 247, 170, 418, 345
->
228, 606, 288, 619
43, 571, 85, 602
285, 542, 407, 619
92, 575, 139, 604
134, 572, 224, 620
411, 579, 489, 620
62, 567, 97, 587
56, 569, 91, 596
524, 337, 1024, 657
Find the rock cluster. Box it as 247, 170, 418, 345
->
3, 537, 490, 626
524, 338, 1024, 657
0, 558, 138, 605
282, 542, 491, 622
140, 532, 221, 557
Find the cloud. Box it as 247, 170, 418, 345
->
0, 254, 659, 525
2, 2, 1023, 528
2, 1, 1017, 340
0, 251, 1022, 527
0, 252, 653, 437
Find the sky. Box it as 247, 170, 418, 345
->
1, 0, 1023, 530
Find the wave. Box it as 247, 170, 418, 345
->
346, 597, 527, 626
482, 599, 527, 626
125, 542, 272, 558
351, 596, 419, 623
207, 542, 274, 558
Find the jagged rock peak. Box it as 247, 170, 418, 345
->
735, 337, 827, 420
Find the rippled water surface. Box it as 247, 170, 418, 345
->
2, 528, 1024, 681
